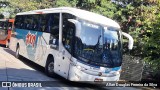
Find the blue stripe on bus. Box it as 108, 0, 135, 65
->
112, 67, 121, 71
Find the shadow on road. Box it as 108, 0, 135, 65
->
3, 47, 15, 56
3, 48, 108, 89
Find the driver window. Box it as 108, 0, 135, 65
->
62, 13, 75, 54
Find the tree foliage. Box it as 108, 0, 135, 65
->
0, 14, 4, 19
0, 0, 56, 18
0, 0, 9, 18
144, 8, 160, 74
113, 0, 160, 76
0, 0, 9, 8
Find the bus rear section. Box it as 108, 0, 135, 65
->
0, 19, 14, 47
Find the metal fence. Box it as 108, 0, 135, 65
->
120, 55, 144, 81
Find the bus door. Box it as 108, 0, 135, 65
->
0, 21, 8, 40
57, 14, 75, 78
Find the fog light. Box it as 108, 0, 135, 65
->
77, 66, 81, 69
98, 72, 102, 76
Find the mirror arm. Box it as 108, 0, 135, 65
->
68, 19, 78, 24
122, 32, 134, 50
68, 19, 81, 37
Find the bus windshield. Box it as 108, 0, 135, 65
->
0, 20, 13, 30
74, 20, 122, 68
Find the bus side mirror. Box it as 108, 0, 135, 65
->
68, 19, 81, 34
122, 32, 134, 50
68, 19, 81, 37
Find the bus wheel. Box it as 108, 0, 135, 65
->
15, 46, 21, 59
45, 57, 55, 77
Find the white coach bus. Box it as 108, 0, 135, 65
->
14, 7, 133, 81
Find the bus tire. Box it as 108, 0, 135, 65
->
45, 57, 55, 77
15, 45, 21, 59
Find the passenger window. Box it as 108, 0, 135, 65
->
2, 22, 7, 30
15, 15, 24, 29
49, 13, 59, 38
0, 22, 3, 29
21, 15, 28, 29
25, 15, 33, 30
39, 14, 49, 32
49, 13, 60, 48
32, 15, 40, 31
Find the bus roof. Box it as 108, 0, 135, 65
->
0, 19, 14, 22
8, 19, 14, 23
16, 7, 120, 28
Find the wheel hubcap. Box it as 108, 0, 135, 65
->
48, 62, 54, 73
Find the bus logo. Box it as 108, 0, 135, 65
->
26, 31, 37, 48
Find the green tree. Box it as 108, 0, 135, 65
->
0, 0, 10, 18
55, 0, 76, 7
144, 2, 160, 76
0, 0, 9, 8
4, 0, 56, 18
114, 0, 160, 79
0, 14, 4, 19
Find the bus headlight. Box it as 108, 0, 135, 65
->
110, 70, 121, 76
70, 58, 77, 66
77, 66, 81, 69
76, 65, 86, 71
113, 71, 120, 75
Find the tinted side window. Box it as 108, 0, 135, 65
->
62, 13, 76, 54
32, 14, 40, 31
0, 22, 3, 29
49, 13, 59, 37
39, 14, 48, 32
15, 15, 23, 28
15, 13, 59, 33
2, 22, 7, 30
23, 15, 33, 30
49, 13, 60, 48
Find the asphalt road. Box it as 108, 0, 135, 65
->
0, 45, 153, 90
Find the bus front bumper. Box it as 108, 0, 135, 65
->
68, 65, 120, 82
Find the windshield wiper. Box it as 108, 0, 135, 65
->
87, 35, 101, 64
107, 49, 114, 67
